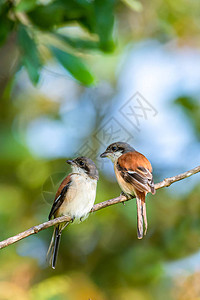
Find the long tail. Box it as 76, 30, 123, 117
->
52, 226, 61, 269
142, 201, 148, 236
136, 193, 147, 239
47, 222, 69, 269
136, 197, 143, 239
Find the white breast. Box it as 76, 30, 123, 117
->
59, 174, 97, 220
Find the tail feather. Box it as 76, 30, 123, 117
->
47, 222, 70, 269
136, 197, 143, 239
142, 202, 148, 235
52, 227, 61, 269
136, 192, 148, 239
46, 227, 56, 259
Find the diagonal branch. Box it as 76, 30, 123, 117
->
0, 165, 199, 250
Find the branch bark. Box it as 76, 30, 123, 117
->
0, 165, 199, 250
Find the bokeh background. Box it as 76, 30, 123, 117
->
0, 0, 200, 299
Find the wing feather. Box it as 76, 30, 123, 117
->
117, 151, 155, 194
48, 175, 72, 220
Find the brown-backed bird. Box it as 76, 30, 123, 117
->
47, 157, 99, 268
100, 142, 155, 239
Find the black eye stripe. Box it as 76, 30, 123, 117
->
85, 165, 90, 173
111, 146, 117, 151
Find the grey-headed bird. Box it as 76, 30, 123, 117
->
47, 157, 99, 269
100, 142, 155, 239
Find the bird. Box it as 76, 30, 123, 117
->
100, 142, 155, 239
47, 156, 99, 269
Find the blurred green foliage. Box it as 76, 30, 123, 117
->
0, 0, 118, 85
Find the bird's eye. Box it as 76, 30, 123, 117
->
112, 146, 117, 151
79, 161, 84, 166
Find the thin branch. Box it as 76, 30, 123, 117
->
0, 165, 199, 250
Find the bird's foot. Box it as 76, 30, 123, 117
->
120, 191, 130, 205
120, 191, 127, 197
71, 216, 75, 223
120, 191, 132, 200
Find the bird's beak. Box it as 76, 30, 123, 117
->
100, 151, 108, 158
66, 159, 75, 165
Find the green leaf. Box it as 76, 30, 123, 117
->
28, 2, 64, 30
55, 33, 100, 51
15, 0, 37, 12
0, 2, 14, 46
23, 57, 40, 84
50, 46, 95, 86
93, 0, 115, 52
27, 0, 89, 30
17, 25, 41, 84
28, 0, 116, 52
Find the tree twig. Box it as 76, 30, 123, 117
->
0, 165, 199, 250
